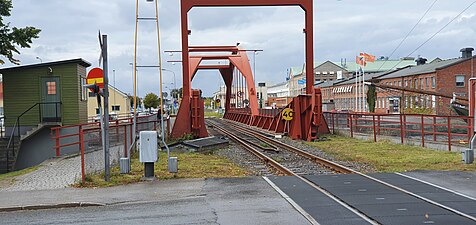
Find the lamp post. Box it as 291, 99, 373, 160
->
113, 69, 116, 112
161, 68, 177, 114
161, 68, 176, 90
36, 56, 42, 63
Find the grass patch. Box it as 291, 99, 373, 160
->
75, 151, 249, 188
0, 166, 40, 182
307, 135, 476, 173
204, 111, 223, 118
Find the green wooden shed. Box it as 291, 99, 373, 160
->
0, 58, 91, 135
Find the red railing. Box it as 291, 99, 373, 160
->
51, 114, 164, 184
324, 112, 472, 152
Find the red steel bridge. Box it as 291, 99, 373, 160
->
171, 0, 330, 141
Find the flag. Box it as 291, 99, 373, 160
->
360, 52, 375, 63
356, 56, 366, 67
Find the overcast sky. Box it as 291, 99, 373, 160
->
3, 0, 476, 97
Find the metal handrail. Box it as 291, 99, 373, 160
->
4, 101, 61, 172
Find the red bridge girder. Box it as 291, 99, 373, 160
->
172, 0, 316, 139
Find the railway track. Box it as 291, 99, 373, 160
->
206, 118, 476, 224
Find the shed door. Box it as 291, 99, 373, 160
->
40, 77, 61, 122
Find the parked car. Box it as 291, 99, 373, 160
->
93, 112, 118, 122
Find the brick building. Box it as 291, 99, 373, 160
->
319, 48, 476, 116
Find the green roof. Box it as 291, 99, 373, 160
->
290, 59, 416, 78
290, 66, 303, 77
342, 60, 416, 73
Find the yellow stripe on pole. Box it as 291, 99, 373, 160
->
87, 78, 104, 84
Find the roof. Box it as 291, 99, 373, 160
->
290, 66, 303, 77
293, 59, 416, 77
316, 79, 347, 88
108, 84, 129, 97
377, 58, 463, 79
341, 59, 416, 73
0, 58, 91, 72
268, 81, 288, 88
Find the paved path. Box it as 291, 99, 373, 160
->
0, 156, 81, 192
0, 178, 310, 225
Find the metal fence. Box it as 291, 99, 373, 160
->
51, 114, 164, 183
324, 112, 472, 152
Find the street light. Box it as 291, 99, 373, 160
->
36, 56, 42, 63
161, 68, 177, 114
161, 68, 176, 90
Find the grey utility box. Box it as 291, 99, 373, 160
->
120, 158, 130, 174
462, 149, 474, 164
139, 131, 158, 163
168, 157, 178, 173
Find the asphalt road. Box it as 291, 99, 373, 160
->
0, 177, 310, 225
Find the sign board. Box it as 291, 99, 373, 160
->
282, 108, 294, 121
297, 79, 306, 85
87, 68, 105, 90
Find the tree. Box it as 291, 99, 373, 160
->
170, 88, 182, 99
143, 92, 159, 109
0, 0, 41, 64
128, 95, 142, 108
366, 85, 376, 113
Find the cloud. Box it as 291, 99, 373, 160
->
1, 0, 475, 97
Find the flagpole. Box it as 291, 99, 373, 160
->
362, 61, 365, 112
355, 67, 358, 112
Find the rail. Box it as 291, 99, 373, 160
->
212, 118, 476, 223
3, 102, 61, 173
51, 113, 165, 184
324, 112, 472, 152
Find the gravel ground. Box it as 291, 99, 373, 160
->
206, 120, 349, 176
207, 118, 376, 175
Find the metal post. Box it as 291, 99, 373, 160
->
350, 114, 353, 138
372, 115, 377, 142
132, 0, 139, 161
433, 116, 437, 141
331, 113, 335, 134
102, 34, 110, 181
421, 115, 425, 147
79, 125, 85, 184
400, 114, 404, 144
448, 117, 452, 152
55, 129, 60, 157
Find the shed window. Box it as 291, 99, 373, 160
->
456, 75, 465, 87
47, 82, 56, 95
80, 77, 87, 101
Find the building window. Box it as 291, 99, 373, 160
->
431, 77, 436, 88
455, 75, 465, 87
112, 105, 120, 111
398, 81, 402, 86
405, 80, 408, 87
47, 82, 56, 95
95, 108, 100, 114
89, 92, 96, 97
425, 78, 428, 88
80, 77, 87, 101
